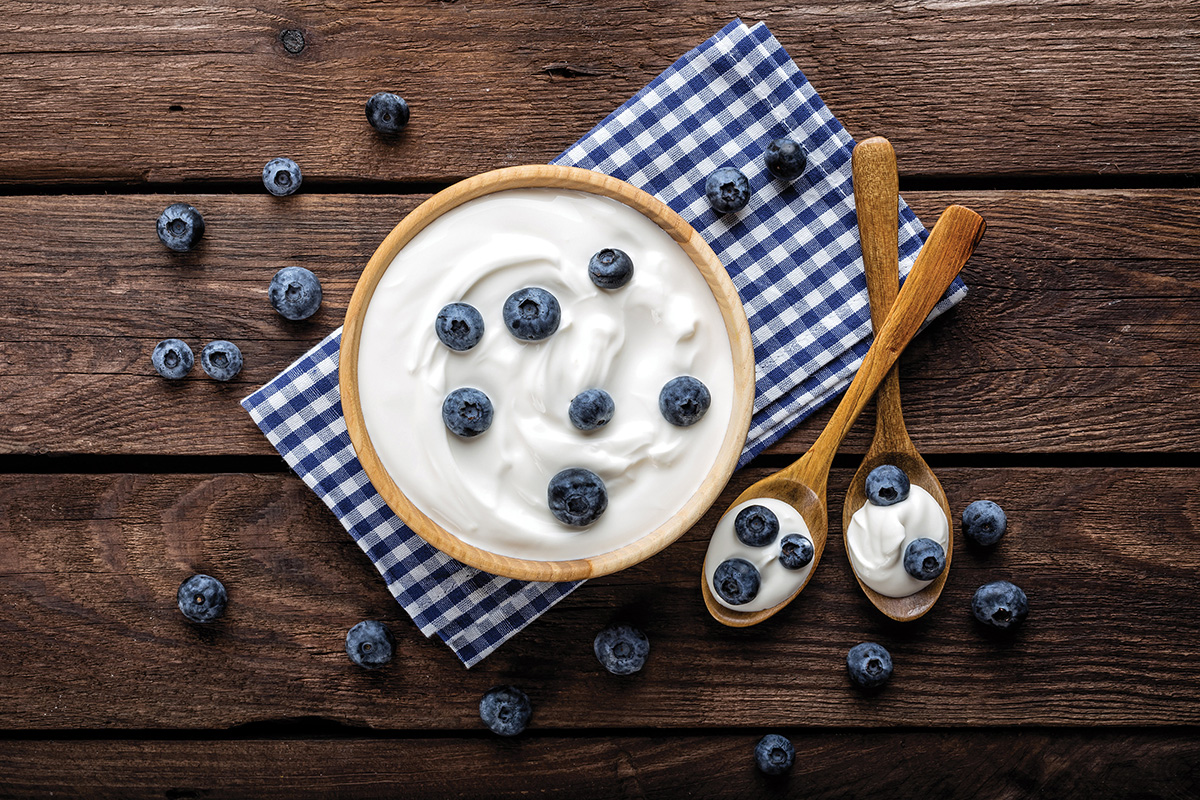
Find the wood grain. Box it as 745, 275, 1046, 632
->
0, 2, 1197, 183
1, 467, 1197, 730
0, 189, 1196, 457
2, 731, 1198, 799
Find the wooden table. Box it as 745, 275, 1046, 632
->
2, 2, 1198, 796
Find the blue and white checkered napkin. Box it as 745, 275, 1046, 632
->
242, 18, 966, 668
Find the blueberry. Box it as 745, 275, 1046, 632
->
971, 580, 1028, 630
588, 248, 634, 289
712, 558, 760, 606
705, 166, 751, 214
734, 504, 779, 547
345, 620, 395, 669
261, 157, 302, 197
151, 338, 194, 380
765, 138, 807, 181
366, 92, 410, 135
479, 685, 531, 737
754, 734, 795, 776
547, 468, 607, 526
903, 538, 946, 581
200, 340, 243, 381
658, 376, 711, 427
442, 387, 494, 438
846, 642, 893, 690
503, 287, 561, 341
593, 624, 650, 675
865, 464, 910, 506
962, 500, 1008, 546
779, 534, 814, 571
156, 203, 205, 251
569, 389, 615, 431
433, 302, 485, 352
268, 266, 323, 321
177, 574, 227, 623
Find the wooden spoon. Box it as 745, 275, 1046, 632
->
842, 136, 953, 622
701, 203, 985, 627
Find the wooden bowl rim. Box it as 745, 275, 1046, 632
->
339, 164, 755, 582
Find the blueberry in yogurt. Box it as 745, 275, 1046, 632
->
479, 685, 531, 737
705, 166, 751, 214
712, 558, 760, 606
593, 624, 649, 675
177, 574, 227, 623
846, 642, 893, 690
588, 248, 634, 289
765, 138, 807, 181
754, 734, 795, 776
345, 620, 395, 670
366, 92, 410, 135
269, 266, 323, 320
962, 500, 1008, 546
903, 538, 946, 581
659, 376, 710, 427
442, 387, 494, 438
569, 389, 615, 431
503, 287, 561, 341
971, 580, 1028, 630
779, 533, 814, 570
734, 504, 779, 547
547, 468, 607, 526
200, 340, 243, 381
262, 157, 302, 196
151, 338, 194, 380
865, 464, 910, 506
435, 302, 485, 351
156, 202, 205, 251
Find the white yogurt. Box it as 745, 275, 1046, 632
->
704, 498, 815, 612
845, 485, 950, 597
356, 188, 736, 561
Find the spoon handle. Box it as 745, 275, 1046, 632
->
852, 137, 906, 437
786, 203, 986, 487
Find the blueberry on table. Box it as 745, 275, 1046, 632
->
962, 500, 1008, 546
269, 266, 323, 321
846, 642, 893, 690
754, 734, 795, 776
503, 287, 561, 341
705, 166, 751, 214
442, 387, 494, 438
569, 389, 615, 431
734, 504, 779, 547
903, 538, 946, 581
177, 574, 227, 623
779, 533, 814, 570
151, 338, 194, 380
261, 157, 302, 197
971, 580, 1028, 630
588, 248, 634, 289
593, 624, 650, 675
659, 375, 711, 427
200, 340, 243, 381
345, 620, 395, 669
435, 302, 485, 351
547, 468, 607, 526
865, 464, 910, 506
479, 685, 531, 737
156, 203, 205, 251
765, 138, 807, 181
366, 92, 410, 135
712, 558, 760, 606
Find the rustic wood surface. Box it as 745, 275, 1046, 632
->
1, 0, 1198, 796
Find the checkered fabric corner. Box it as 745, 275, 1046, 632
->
243, 18, 967, 668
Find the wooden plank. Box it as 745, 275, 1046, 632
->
0, 2, 1197, 183
1, 731, 1198, 799
0, 189, 1196, 456
1, 467, 1197, 730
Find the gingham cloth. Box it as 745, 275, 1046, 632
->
242, 18, 967, 668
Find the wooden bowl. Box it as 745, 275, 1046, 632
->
340, 164, 754, 582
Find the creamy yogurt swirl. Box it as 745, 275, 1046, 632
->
845, 485, 950, 597
356, 188, 736, 561
704, 498, 815, 613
